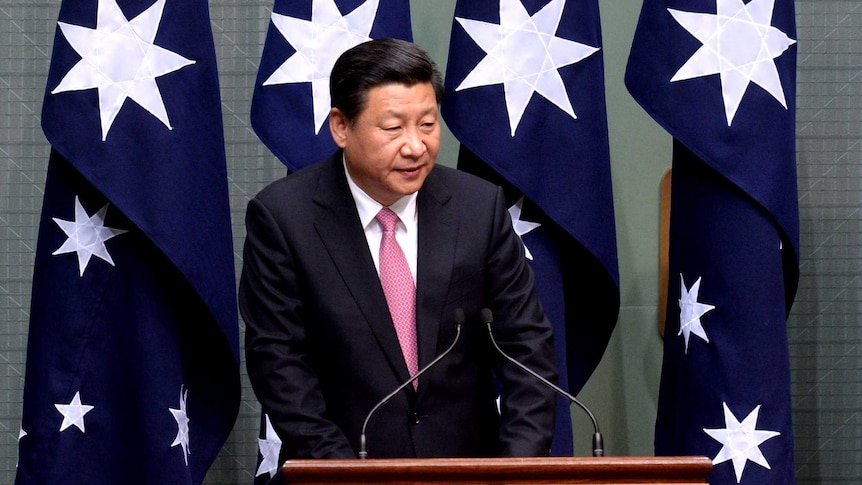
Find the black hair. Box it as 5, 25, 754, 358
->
330, 38, 444, 123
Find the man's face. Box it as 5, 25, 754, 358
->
329, 82, 440, 207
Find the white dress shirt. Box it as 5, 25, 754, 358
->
344, 161, 418, 285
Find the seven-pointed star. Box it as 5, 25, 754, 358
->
704, 402, 780, 483
51, 0, 195, 141
678, 274, 715, 353
55, 391, 95, 433
256, 414, 283, 478
508, 196, 541, 260
170, 386, 191, 466
263, 0, 379, 134
455, 0, 599, 136
668, 0, 796, 126
53, 196, 128, 277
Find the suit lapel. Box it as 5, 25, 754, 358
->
415, 169, 457, 394
312, 154, 414, 385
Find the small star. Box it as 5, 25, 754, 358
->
704, 402, 780, 483
53, 196, 127, 277
455, 0, 600, 136
668, 0, 796, 126
508, 196, 541, 260
170, 386, 191, 466
678, 274, 715, 353
51, 0, 195, 140
256, 414, 283, 478
262, 0, 379, 134
55, 391, 94, 433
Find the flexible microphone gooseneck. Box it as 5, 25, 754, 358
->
481, 308, 605, 457
358, 308, 465, 459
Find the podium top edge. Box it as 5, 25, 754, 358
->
280, 456, 713, 482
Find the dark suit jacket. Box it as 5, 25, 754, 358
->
239, 152, 557, 461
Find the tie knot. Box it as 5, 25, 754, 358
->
376, 207, 400, 232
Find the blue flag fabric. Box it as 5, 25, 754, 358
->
442, 0, 620, 456
626, 0, 798, 482
17, 0, 240, 483
250, 0, 413, 172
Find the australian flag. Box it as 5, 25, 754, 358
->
442, 0, 619, 456
16, 0, 240, 484
626, 0, 798, 483
249, 0, 413, 172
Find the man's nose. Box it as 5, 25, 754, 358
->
400, 129, 426, 157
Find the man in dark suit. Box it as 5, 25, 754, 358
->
240, 39, 557, 462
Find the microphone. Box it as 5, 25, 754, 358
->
358, 308, 465, 459
480, 308, 605, 457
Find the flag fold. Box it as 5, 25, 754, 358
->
625, 0, 798, 482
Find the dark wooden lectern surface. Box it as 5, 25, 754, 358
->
280, 456, 712, 485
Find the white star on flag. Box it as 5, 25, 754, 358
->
55, 391, 94, 433
454, 0, 600, 136
53, 196, 127, 277
263, 0, 379, 134
704, 402, 781, 483
668, 0, 796, 126
678, 274, 715, 353
170, 386, 191, 466
256, 414, 283, 478
51, 0, 195, 140
508, 196, 541, 260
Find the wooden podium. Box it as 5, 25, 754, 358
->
278, 456, 712, 484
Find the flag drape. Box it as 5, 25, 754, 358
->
443, 0, 620, 456
626, 0, 798, 482
17, 0, 239, 483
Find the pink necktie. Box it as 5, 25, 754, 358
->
376, 208, 419, 387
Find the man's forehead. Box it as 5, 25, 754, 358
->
367, 80, 436, 93
364, 84, 438, 108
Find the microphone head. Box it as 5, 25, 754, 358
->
453, 308, 465, 325
480, 308, 493, 325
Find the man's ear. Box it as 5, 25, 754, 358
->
329, 108, 349, 148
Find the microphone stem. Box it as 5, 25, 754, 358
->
358, 323, 462, 459
485, 323, 604, 457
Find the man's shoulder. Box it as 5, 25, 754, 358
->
254, 158, 330, 204
428, 164, 498, 194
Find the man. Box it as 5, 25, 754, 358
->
240, 39, 556, 461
